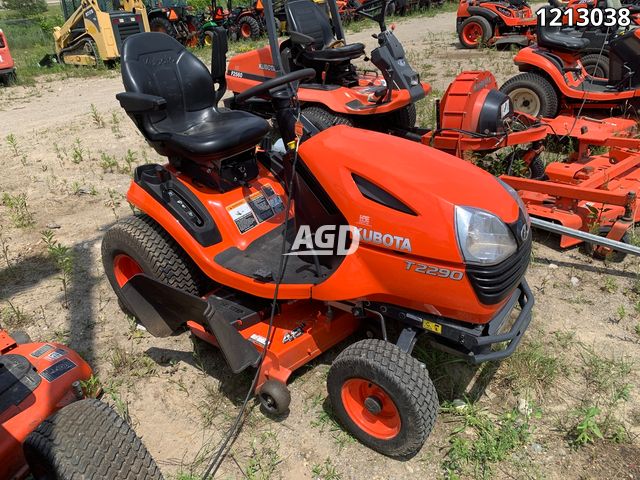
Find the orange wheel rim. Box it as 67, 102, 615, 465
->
462, 22, 482, 45
113, 254, 143, 288
341, 378, 401, 440
241, 23, 252, 37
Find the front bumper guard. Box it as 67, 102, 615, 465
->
425, 279, 534, 364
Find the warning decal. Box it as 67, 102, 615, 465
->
226, 185, 284, 234
227, 200, 259, 234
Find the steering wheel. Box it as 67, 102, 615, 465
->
235, 68, 316, 103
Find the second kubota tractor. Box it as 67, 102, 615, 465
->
500, 4, 640, 117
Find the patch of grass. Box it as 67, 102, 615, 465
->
2, 192, 35, 228
602, 276, 618, 293
501, 340, 564, 396
0, 226, 12, 270
441, 401, 536, 479
111, 112, 123, 138
109, 344, 157, 378
245, 430, 281, 480
311, 457, 342, 480
570, 406, 603, 447
100, 152, 119, 173
1, 300, 31, 328
6, 133, 20, 157
71, 138, 85, 163
80, 375, 102, 398
635, 322, 640, 337
90, 104, 105, 128
309, 399, 355, 451
41, 230, 73, 308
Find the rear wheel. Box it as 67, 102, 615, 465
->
201, 29, 215, 47
24, 399, 162, 480
327, 339, 438, 458
101, 215, 209, 316
149, 16, 177, 38
580, 53, 609, 78
302, 106, 354, 131
238, 16, 261, 39
459, 16, 492, 49
500, 72, 559, 118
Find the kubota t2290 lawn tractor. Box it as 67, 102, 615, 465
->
104, 24, 534, 457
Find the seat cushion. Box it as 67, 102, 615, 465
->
303, 42, 365, 62
154, 109, 270, 161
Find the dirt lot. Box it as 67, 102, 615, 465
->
1, 6, 640, 480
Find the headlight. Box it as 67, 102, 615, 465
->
455, 206, 517, 265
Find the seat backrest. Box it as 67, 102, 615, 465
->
121, 32, 216, 130
285, 0, 335, 48
536, 6, 589, 52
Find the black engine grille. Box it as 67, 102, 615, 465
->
466, 213, 532, 305
115, 20, 144, 46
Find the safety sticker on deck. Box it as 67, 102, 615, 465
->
41, 358, 77, 382
30, 344, 54, 358
45, 348, 67, 362
227, 200, 259, 234
227, 186, 284, 234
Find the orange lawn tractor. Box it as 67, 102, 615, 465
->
226, 0, 429, 134
106, 28, 534, 459
0, 29, 16, 86
456, 0, 537, 49
500, 5, 640, 117
0, 330, 161, 480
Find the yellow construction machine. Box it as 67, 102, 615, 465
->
52, 0, 150, 66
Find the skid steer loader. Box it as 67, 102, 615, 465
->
52, 0, 150, 66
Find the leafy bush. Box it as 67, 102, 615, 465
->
3, 0, 48, 17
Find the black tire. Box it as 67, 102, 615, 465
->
500, 72, 559, 118
302, 106, 354, 131
528, 155, 545, 180
149, 16, 177, 39
386, 1, 396, 16
101, 215, 209, 315
258, 380, 291, 415
237, 15, 261, 40
581, 53, 609, 78
387, 104, 417, 130
458, 16, 492, 49
327, 339, 438, 458
584, 226, 632, 262
23, 399, 163, 480
200, 29, 215, 47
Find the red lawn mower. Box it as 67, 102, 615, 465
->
0, 330, 161, 479
226, 0, 428, 131
500, 5, 640, 117
0, 29, 16, 86
456, 0, 537, 49
107, 23, 534, 458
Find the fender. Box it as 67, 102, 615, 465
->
468, 5, 500, 22
513, 48, 575, 97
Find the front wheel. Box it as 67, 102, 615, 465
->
458, 16, 492, 49
327, 339, 438, 458
500, 72, 559, 118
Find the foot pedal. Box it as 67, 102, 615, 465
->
253, 268, 274, 282
204, 298, 261, 374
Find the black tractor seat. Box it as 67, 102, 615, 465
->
116, 32, 270, 164
536, 7, 590, 53
285, 0, 365, 63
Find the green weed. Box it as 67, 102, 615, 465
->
2, 192, 35, 228
41, 230, 73, 308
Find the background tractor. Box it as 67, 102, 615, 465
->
145, 0, 202, 47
